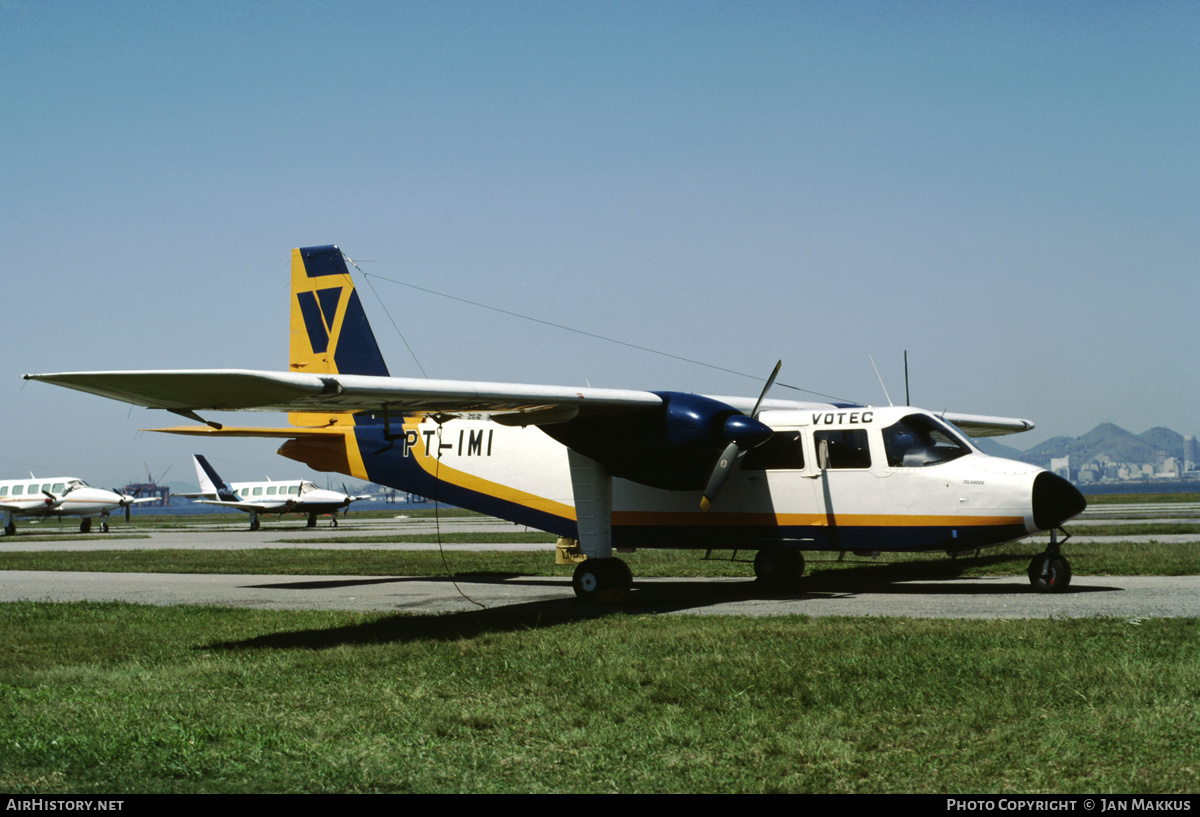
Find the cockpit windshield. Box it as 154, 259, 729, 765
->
882, 414, 972, 468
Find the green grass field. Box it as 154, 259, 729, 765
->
3, 603, 1198, 793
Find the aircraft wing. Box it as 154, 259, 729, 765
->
942, 412, 1035, 438
0, 499, 60, 513
194, 499, 294, 513
24, 369, 663, 425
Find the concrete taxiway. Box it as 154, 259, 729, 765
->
2, 569, 1198, 618
1, 513, 1197, 617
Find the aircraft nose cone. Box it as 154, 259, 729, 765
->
721, 414, 773, 449
1032, 472, 1087, 531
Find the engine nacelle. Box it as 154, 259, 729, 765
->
542, 391, 772, 490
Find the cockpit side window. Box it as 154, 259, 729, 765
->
882, 414, 971, 467
814, 429, 871, 469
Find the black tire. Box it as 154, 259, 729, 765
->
572, 558, 631, 601
80, 518, 92, 534
4, 523, 15, 536
1028, 554, 1072, 593
250, 518, 261, 532
754, 548, 805, 584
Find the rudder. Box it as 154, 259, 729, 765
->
288, 244, 390, 430
289, 245, 390, 378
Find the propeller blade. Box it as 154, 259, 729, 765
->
701, 441, 742, 511
700, 361, 781, 511
750, 360, 782, 418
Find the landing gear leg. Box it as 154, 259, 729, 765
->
1028, 528, 1072, 593
249, 514, 260, 532
572, 558, 632, 602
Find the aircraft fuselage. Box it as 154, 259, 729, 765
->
282, 404, 1083, 556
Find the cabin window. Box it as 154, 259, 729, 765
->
51, 483, 66, 494
882, 414, 971, 467
11, 485, 22, 496
740, 431, 805, 470
27, 484, 38, 495
266, 486, 277, 496
814, 429, 871, 469
0, 486, 7, 496
288, 485, 299, 495
253, 487, 263, 496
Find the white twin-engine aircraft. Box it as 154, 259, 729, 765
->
25, 245, 1087, 600
179, 454, 366, 530
1, 477, 154, 535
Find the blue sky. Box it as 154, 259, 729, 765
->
3, 1, 1197, 486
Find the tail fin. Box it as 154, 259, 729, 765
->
193, 455, 238, 501
289, 245, 389, 378
289, 244, 390, 428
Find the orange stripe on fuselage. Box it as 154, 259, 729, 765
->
388, 425, 577, 522
612, 511, 1024, 528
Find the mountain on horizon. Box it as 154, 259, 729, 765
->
971, 422, 1188, 471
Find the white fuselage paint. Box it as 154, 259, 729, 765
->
384, 406, 1045, 552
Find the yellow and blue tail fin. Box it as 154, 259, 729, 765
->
289, 244, 390, 430
289, 245, 389, 378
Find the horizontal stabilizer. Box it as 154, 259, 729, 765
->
942, 412, 1035, 438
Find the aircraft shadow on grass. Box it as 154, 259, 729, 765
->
206, 557, 1118, 653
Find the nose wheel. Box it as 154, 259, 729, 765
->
1028, 528, 1072, 593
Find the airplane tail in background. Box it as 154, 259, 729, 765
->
288, 245, 391, 429
193, 455, 239, 501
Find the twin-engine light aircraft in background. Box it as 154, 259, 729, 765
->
179, 454, 366, 530
1, 477, 154, 535
25, 245, 1087, 600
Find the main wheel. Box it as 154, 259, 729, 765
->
572, 558, 632, 602
250, 518, 261, 531
4, 522, 15, 536
80, 518, 92, 534
754, 548, 805, 585
1028, 554, 1072, 593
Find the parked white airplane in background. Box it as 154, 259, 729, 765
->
25, 244, 1087, 599
1, 477, 154, 535
178, 454, 365, 530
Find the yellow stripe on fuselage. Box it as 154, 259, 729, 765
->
612, 511, 1024, 528
396, 423, 577, 522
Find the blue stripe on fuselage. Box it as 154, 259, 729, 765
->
352, 426, 574, 537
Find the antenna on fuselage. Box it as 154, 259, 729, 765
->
870, 355, 893, 407
904, 350, 910, 407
